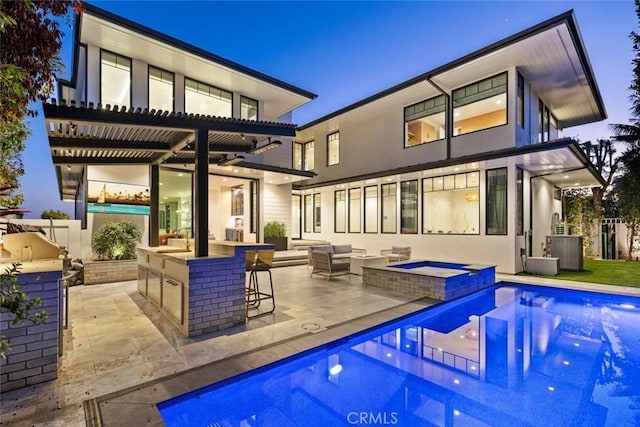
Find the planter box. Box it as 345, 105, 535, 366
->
264, 237, 287, 251
83, 258, 138, 285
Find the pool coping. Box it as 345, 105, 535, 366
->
86, 277, 640, 426
85, 296, 438, 426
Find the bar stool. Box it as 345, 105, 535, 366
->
245, 249, 275, 318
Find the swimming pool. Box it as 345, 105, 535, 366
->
158, 283, 640, 426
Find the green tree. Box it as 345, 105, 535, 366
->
41, 209, 70, 220
563, 189, 597, 253
609, 0, 640, 260
92, 221, 142, 260
580, 139, 621, 217
0, 0, 82, 209
0, 264, 48, 358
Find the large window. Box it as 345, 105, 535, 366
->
422, 172, 480, 235
313, 193, 321, 233
348, 188, 361, 233
148, 66, 174, 112
185, 78, 232, 117
335, 190, 346, 233
304, 194, 312, 233
381, 183, 397, 233
538, 100, 558, 142
401, 180, 418, 234
405, 95, 446, 147
293, 141, 314, 171
516, 168, 524, 236
364, 185, 378, 233
159, 169, 192, 236
327, 131, 340, 166
453, 72, 507, 135
101, 50, 131, 108
241, 96, 258, 120
486, 168, 507, 235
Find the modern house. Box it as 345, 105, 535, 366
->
43, 3, 317, 259
42, 5, 606, 274
291, 10, 606, 273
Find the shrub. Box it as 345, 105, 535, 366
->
41, 209, 70, 219
92, 221, 142, 260
264, 221, 286, 237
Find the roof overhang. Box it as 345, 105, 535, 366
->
73, 4, 316, 120
293, 138, 604, 191
42, 102, 303, 201
299, 10, 606, 131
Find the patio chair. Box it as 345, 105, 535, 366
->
381, 245, 411, 262
310, 250, 350, 281
246, 249, 275, 318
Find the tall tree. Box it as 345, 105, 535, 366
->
580, 139, 621, 217
0, 0, 83, 210
610, 0, 640, 260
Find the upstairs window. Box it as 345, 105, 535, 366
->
101, 50, 131, 108
241, 96, 258, 120
327, 131, 340, 166
517, 72, 524, 128
293, 141, 314, 171
538, 100, 558, 142
453, 72, 507, 135
148, 66, 174, 112
185, 78, 232, 117
404, 95, 446, 147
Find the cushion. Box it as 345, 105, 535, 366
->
332, 244, 352, 254
311, 245, 334, 254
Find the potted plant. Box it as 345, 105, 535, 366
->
92, 221, 142, 260
263, 221, 287, 251
84, 221, 142, 285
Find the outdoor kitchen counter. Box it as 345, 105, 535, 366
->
136, 242, 273, 337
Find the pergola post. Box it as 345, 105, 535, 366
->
194, 128, 209, 257
149, 164, 159, 246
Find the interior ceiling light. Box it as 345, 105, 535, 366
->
246, 137, 282, 155
218, 155, 245, 166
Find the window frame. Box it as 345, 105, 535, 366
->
313, 193, 321, 233
517, 72, 524, 128
293, 140, 315, 171
327, 131, 340, 166
516, 167, 524, 236
452, 72, 508, 136
404, 95, 447, 148
303, 194, 312, 233
148, 65, 175, 112
334, 189, 347, 233
100, 49, 132, 109
422, 172, 480, 235
184, 77, 232, 118
381, 182, 397, 234
400, 180, 419, 234
364, 185, 378, 233
486, 168, 508, 236
348, 187, 361, 233
240, 95, 259, 121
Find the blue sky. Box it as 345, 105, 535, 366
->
19, 0, 637, 218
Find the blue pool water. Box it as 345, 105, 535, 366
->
158, 283, 640, 426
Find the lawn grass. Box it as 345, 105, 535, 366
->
518, 258, 640, 288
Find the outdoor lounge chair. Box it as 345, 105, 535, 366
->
310, 250, 350, 280
381, 245, 411, 262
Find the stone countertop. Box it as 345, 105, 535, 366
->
0, 258, 64, 274
137, 242, 275, 264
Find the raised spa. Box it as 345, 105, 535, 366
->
362, 259, 495, 300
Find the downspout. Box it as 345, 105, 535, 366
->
427, 77, 451, 160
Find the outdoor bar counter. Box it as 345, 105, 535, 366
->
136, 241, 273, 337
